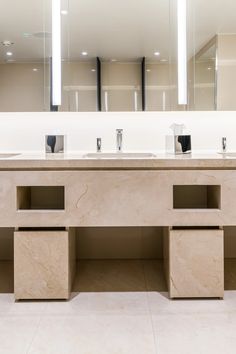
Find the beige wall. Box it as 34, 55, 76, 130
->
0, 60, 186, 112
217, 34, 236, 110
61, 61, 97, 112
193, 60, 215, 110
101, 62, 142, 111
146, 63, 171, 111
0, 63, 47, 112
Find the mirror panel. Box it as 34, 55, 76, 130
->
190, 0, 236, 111
1, 0, 236, 112
61, 0, 172, 112
0, 0, 51, 111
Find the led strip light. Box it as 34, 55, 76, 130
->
52, 0, 61, 106
177, 0, 187, 105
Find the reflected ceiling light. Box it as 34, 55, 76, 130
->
91, 69, 96, 72
1, 40, 14, 47
111, 59, 117, 62
61, 10, 68, 15
146, 69, 151, 72
160, 59, 167, 62
33, 68, 38, 72
6, 52, 13, 56
81, 51, 88, 56
23, 33, 32, 38
177, 0, 187, 105
52, 0, 61, 106
154, 51, 160, 56
207, 67, 212, 70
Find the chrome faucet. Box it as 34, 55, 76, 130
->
97, 138, 102, 153
116, 129, 123, 152
222, 137, 227, 153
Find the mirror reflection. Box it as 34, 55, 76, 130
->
1, 0, 236, 112
0, 0, 51, 111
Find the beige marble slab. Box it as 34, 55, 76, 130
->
14, 229, 76, 300
168, 229, 224, 298
0, 169, 236, 226
0, 152, 236, 170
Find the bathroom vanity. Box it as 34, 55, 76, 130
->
0, 152, 235, 300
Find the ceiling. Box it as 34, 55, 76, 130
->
0, 0, 236, 63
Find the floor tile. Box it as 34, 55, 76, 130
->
45, 291, 149, 316
0, 315, 41, 354
28, 315, 157, 354
153, 313, 236, 354
147, 291, 231, 315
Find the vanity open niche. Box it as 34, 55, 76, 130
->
173, 185, 221, 209
0, 228, 14, 294
71, 227, 168, 293
16, 186, 65, 210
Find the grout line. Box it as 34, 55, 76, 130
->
25, 314, 43, 354
141, 260, 159, 354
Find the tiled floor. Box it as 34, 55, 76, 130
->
0, 259, 236, 353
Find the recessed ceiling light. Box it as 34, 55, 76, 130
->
154, 52, 160, 56
33, 68, 38, 72
33, 32, 51, 39
6, 52, 13, 56
1, 40, 14, 47
146, 69, 151, 72
81, 51, 88, 56
61, 10, 68, 15
111, 59, 117, 62
91, 69, 96, 72
160, 59, 167, 62
23, 33, 32, 38
207, 67, 212, 70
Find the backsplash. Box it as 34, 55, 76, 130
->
0, 111, 235, 152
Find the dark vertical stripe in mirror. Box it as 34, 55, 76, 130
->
96, 57, 102, 111
141, 57, 146, 111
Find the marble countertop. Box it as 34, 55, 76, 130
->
0, 151, 236, 169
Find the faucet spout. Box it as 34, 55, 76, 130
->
116, 129, 123, 152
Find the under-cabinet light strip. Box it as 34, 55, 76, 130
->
52, 0, 61, 106
177, 0, 187, 105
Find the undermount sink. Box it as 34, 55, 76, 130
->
84, 152, 156, 159
0, 153, 20, 158
218, 152, 236, 157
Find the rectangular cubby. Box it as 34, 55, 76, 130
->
17, 186, 65, 210
173, 185, 221, 209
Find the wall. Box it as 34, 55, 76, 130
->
0, 111, 235, 152
217, 34, 236, 110
0, 63, 47, 112
101, 62, 142, 111
61, 61, 97, 112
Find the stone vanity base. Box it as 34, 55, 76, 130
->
164, 228, 224, 299
14, 228, 76, 300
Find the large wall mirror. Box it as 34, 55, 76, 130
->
0, 0, 236, 112
0, 0, 51, 111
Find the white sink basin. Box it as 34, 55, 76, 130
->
84, 152, 156, 159
0, 153, 20, 158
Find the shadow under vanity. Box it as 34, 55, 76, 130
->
1, 157, 236, 300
